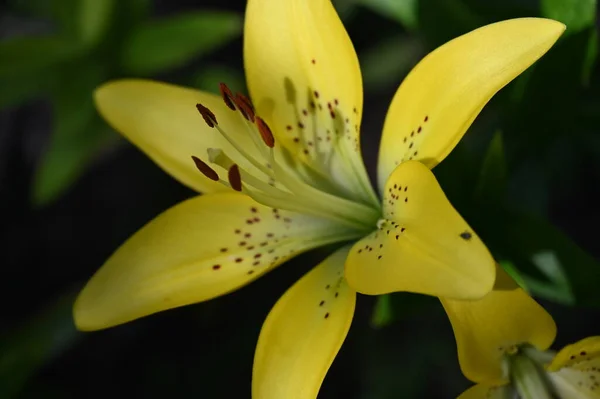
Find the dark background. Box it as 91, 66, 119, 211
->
1, 0, 600, 398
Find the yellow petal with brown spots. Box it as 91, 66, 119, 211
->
377, 18, 565, 190
345, 161, 495, 299
73, 192, 351, 331
547, 336, 600, 398
253, 247, 355, 399
244, 0, 373, 202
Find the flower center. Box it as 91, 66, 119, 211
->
504, 346, 558, 399
191, 84, 380, 233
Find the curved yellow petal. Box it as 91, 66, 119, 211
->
441, 265, 557, 384
549, 337, 600, 371
244, 0, 371, 200
457, 383, 513, 399
253, 247, 355, 399
548, 369, 600, 399
377, 18, 565, 190
74, 192, 350, 331
547, 336, 600, 398
94, 79, 264, 194
345, 160, 494, 299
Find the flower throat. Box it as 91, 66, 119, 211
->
190, 83, 379, 234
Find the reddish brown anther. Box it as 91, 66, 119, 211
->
228, 164, 242, 191
219, 83, 236, 110
191, 156, 219, 181
196, 104, 217, 127
255, 117, 275, 148
234, 93, 255, 122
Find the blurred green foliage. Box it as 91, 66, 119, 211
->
2, 0, 600, 397
0, 292, 79, 398
1, 0, 242, 206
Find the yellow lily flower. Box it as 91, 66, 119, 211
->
74, 0, 565, 397
447, 266, 599, 398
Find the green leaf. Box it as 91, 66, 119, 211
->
500, 260, 574, 305
369, 293, 438, 328
359, 35, 422, 91
502, 29, 593, 162
490, 210, 599, 306
0, 292, 80, 399
582, 27, 598, 87
0, 71, 55, 107
77, 0, 115, 46
33, 121, 118, 206
0, 37, 78, 77
358, 0, 418, 30
332, 0, 359, 21
120, 11, 243, 75
541, 0, 596, 33
32, 64, 117, 206
417, 0, 483, 47
371, 295, 393, 328
473, 131, 507, 205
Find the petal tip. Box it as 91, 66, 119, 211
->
72, 281, 120, 332
93, 79, 146, 109
519, 17, 566, 40
72, 292, 100, 332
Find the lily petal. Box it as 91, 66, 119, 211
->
74, 192, 350, 331
377, 18, 565, 190
345, 161, 494, 299
458, 383, 513, 399
547, 336, 600, 398
441, 265, 557, 384
95, 79, 264, 194
244, 0, 371, 200
253, 247, 355, 399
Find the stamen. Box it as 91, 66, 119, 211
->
192, 93, 378, 230
236, 93, 254, 113
191, 155, 219, 181
196, 104, 217, 127
234, 94, 255, 122
210, 149, 285, 193
255, 117, 275, 148
228, 164, 243, 191
219, 83, 236, 111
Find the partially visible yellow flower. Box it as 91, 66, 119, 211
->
73, 0, 565, 397
448, 265, 599, 398
459, 338, 600, 399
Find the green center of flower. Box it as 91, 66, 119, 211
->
504, 346, 559, 399
191, 84, 380, 234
